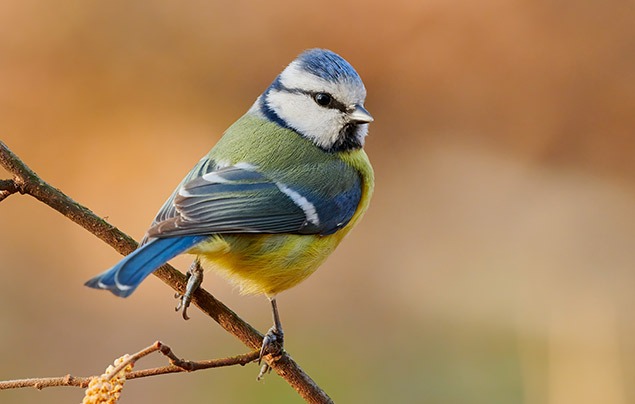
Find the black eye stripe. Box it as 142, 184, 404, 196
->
309, 92, 347, 112
273, 82, 348, 113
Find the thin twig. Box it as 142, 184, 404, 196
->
0, 341, 261, 391
0, 141, 333, 404
105, 341, 164, 380
0, 375, 92, 390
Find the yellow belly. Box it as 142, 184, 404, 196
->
188, 232, 345, 296
185, 150, 373, 297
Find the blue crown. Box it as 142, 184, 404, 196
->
296, 49, 362, 85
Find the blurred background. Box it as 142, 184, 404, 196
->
1, 0, 635, 403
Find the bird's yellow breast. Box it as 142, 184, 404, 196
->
188, 148, 374, 297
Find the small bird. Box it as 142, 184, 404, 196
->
85, 48, 374, 372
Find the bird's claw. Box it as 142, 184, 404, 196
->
175, 260, 203, 320
258, 326, 285, 362
257, 326, 284, 380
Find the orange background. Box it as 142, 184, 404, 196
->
1, 1, 635, 403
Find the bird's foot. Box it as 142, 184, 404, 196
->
175, 260, 203, 320
257, 326, 284, 380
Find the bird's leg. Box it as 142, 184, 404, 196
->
175, 259, 203, 320
257, 297, 285, 379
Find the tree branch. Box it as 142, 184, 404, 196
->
0, 141, 333, 404
0, 178, 19, 201
0, 341, 260, 391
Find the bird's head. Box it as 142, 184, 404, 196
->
254, 48, 373, 152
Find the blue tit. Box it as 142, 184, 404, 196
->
85, 48, 374, 364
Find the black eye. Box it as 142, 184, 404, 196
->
313, 92, 332, 107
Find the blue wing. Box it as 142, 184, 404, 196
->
84, 235, 206, 297
86, 160, 361, 298
146, 162, 362, 238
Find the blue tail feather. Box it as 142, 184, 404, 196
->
85, 235, 207, 297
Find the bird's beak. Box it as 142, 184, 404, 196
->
349, 105, 374, 124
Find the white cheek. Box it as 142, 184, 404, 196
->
267, 90, 342, 148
